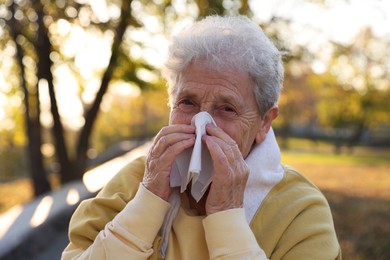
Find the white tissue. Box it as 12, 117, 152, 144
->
170, 112, 216, 202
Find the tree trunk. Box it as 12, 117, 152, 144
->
34, 1, 78, 183
27, 90, 52, 196
9, 1, 51, 196
75, 0, 133, 178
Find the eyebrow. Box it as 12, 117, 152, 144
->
176, 87, 244, 107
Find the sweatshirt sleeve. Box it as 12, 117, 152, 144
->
203, 208, 268, 259
250, 167, 341, 260
62, 183, 170, 260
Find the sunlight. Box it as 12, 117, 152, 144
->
140, 14, 162, 33
61, 26, 85, 58
311, 60, 326, 75
50, 21, 114, 131
57, 19, 71, 37
0, 93, 6, 123
53, 65, 85, 130
89, 0, 121, 23
82, 79, 105, 105
251, 0, 390, 46
66, 188, 80, 206
30, 195, 54, 228
41, 143, 55, 157
83, 142, 152, 193
111, 81, 141, 97
0, 205, 23, 239
74, 31, 112, 74
0, 108, 5, 122
136, 68, 159, 83
83, 158, 129, 193
38, 79, 53, 128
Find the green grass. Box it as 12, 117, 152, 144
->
279, 138, 390, 259
279, 137, 390, 166
282, 149, 390, 166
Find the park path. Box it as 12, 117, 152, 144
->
0, 142, 151, 259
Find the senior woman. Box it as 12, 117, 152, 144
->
62, 16, 341, 259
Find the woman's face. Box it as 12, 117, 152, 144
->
169, 59, 275, 158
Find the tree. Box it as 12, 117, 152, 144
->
7, 1, 51, 196
195, 0, 250, 17
322, 28, 390, 147
2, 0, 136, 195
267, 11, 390, 149
1, 0, 258, 196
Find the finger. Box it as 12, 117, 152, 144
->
203, 134, 248, 183
203, 135, 229, 170
152, 132, 195, 158
144, 136, 195, 201
160, 137, 196, 164
205, 124, 236, 146
149, 136, 195, 171
203, 133, 241, 164
155, 124, 195, 142
151, 125, 195, 157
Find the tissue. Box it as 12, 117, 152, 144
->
170, 112, 216, 201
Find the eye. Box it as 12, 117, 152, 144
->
223, 106, 236, 113
179, 99, 194, 106
175, 98, 198, 113
217, 104, 238, 118
220, 104, 237, 114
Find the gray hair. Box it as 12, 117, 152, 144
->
163, 15, 284, 118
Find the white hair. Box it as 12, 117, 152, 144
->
163, 15, 284, 117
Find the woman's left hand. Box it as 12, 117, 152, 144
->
202, 124, 249, 215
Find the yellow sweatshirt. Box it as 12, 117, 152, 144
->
62, 156, 341, 259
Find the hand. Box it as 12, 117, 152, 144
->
143, 125, 195, 201
203, 124, 249, 215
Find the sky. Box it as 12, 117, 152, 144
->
251, 0, 390, 43
0, 0, 390, 131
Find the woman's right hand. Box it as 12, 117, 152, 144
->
142, 124, 195, 201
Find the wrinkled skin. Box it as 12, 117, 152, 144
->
143, 59, 278, 215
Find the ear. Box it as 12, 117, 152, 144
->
255, 106, 279, 144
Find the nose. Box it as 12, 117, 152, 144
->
199, 102, 214, 116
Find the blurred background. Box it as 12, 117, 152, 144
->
0, 0, 389, 259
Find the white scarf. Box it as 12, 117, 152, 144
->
160, 112, 284, 258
